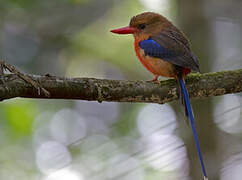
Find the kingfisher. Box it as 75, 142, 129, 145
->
111, 12, 208, 180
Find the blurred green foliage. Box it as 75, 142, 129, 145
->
1, 100, 37, 138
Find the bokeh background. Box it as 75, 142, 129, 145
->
0, 0, 242, 180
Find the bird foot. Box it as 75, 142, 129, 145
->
0, 60, 50, 97
146, 75, 160, 84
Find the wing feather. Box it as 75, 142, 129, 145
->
139, 29, 200, 72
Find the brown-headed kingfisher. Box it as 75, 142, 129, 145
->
111, 12, 208, 180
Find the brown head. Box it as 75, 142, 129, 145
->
111, 12, 172, 39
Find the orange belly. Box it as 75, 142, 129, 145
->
134, 40, 176, 78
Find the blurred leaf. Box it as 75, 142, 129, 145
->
2, 100, 37, 138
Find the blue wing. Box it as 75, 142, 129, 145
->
139, 38, 178, 59
138, 30, 200, 72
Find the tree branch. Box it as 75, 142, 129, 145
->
0, 69, 241, 103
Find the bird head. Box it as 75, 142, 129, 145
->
111, 12, 171, 38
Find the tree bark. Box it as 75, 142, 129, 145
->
0, 69, 241, 103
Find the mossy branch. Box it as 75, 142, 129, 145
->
0, 69, 241, 103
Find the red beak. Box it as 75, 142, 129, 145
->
110, 26, 137, 34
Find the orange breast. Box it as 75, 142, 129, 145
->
134, 39, 154, 74
134, 39, 176, 78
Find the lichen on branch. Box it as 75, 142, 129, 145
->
0, 69, 241, 103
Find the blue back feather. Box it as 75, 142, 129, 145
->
179, 78, 208, 179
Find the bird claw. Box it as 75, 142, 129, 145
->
146, 75, 160, 84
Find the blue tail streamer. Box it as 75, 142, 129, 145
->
179, 78, 207, 178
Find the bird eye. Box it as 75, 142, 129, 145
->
138, 24, 146, 30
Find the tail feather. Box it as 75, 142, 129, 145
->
178, 78, 208, 179
178, 81, 189, 118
